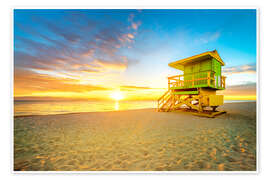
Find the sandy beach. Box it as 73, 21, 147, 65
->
14, 102, 256, 171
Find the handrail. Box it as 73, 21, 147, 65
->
168, 74, 182, 79
221, 76, 226, 88
157, 89, 174, 111
158, 71, 226, 112
168, 71, 226, 89
158, 90, 170, 102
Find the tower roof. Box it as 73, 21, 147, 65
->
168, 50, 225, 71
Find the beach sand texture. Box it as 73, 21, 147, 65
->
14, 102, 256, 171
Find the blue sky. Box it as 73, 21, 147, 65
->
14, 9, 257, 100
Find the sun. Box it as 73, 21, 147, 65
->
110, 91, 124, 101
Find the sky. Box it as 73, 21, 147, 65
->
14, 9, 257, 101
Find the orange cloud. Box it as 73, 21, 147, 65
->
120, 85, 163, 91
127, 33, 135, 39
92, 59, 127, 72
81, 49, 95, 57
217, 83, 256, 99
118, 33, 135, 44
223, 63, 256, 75
14, 15, 139, 80
14, 69, 110, 97
117, 15, 141, 47
128, 14, 141, 30
131, 21, 141, 30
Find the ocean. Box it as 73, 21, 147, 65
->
14, 100, 256, 116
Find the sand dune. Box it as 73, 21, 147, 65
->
14, 102, 256, 171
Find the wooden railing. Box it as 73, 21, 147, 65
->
157, 90, 172, 111
221, 76, 226, 89
168, 71, 226, 89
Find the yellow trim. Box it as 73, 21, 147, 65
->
168, 50, 225, 70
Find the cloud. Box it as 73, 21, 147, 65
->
223, 63, 256, 75
127, 33, 135, 39
118, 33, 134, 44
120, 85, 152, 91
131, 21, 141, 30
218, 83, 256, 96
44, 21, 81, 42
196, 31, 220, 44
14, 68, 111, 96
120, 85, 164, 91
127, 13, 141, 29
92, 59, 127, 72
14, 11, 143, 92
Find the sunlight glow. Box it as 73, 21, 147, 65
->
114, 101, 119, 110
110, 91, 124, 101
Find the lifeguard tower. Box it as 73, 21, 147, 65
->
157, 50, 226, 117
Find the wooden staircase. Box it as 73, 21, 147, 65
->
157, 91, 194, 112
157, 90, 176, 112
157, 90, 226, 117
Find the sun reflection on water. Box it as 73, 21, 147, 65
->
14, 100, 157, 116
114, 101, 119, 110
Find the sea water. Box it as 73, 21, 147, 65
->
14, 100, 255, 116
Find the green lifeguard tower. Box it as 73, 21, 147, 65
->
157, 50, 226, 117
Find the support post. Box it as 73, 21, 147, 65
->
192, 74, 194, 87
207, 71, 210, 86
198, 97, 203, 113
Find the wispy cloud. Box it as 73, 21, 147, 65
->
14, 9, 256, 101
218, 83, 256, 97
14, 69, 111, 96
128, 13, 141, 30
14, 11, 143, 96
195, 31, 221, 44
14, 12, 141, 73
92, 59, 128, 72
223, 63, 256, 75
120, 85, 165, 91
120, 85, 152, 91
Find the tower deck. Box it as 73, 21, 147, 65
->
168, 70, 226, 93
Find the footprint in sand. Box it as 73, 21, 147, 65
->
176, 159, 182, 165
210, 148, 217, 160
218, 163, 225, 171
